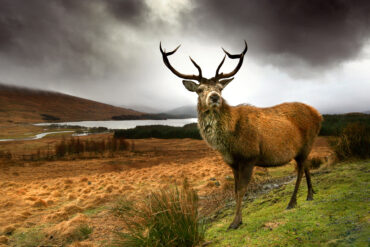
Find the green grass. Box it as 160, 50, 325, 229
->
206, 160, 370, 246
83, 205, 107, 216
71, 224, 93, 241
11, 227, 45, 247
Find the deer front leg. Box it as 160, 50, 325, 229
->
287, 160, 304, 209
228, 163, 254, 230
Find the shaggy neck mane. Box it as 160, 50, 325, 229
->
197, 98, 231, 131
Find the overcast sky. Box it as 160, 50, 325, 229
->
0, 0, 369, 113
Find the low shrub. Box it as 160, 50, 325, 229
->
334, 122, 370, 160
310, 157, 324, 169
114, 123, 201, 140
4, 135, 130, 162
112, 180, 205, 247
55, 136, 129, 158
320, 113, 370, 136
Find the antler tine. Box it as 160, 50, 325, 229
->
189, 56, 202, 79
215, 55, 226, 78
165, 44, 181, 56
160, 42, 203, 81
215, 40, 248, 80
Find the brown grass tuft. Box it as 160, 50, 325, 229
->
334, 122, 370, 160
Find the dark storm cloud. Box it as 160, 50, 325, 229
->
0, 0, 369, 113
189, 0, 370, 70
0, 0, 148, 77
2, 0, 369, 79
105, 0, 148, 24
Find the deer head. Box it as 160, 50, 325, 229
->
160, 41, 248, 110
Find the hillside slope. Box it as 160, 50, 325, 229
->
0, 84, 142, 123
206, 160, 369, 246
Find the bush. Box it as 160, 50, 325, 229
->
310, 157, 324, 169
334, 122, 370, 160
320, 113, 370, 136
53, 136, 130, 158
112, 180, 205, 247
114, 123, 201, 140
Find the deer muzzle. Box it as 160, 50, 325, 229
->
207, 92, 221, 107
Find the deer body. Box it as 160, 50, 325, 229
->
160, 41, 322, 230
198, 101, 322, 168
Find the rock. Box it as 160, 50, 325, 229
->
225, 175, 233, 181
214, 181, 221, 187
263, 184, 272, 190
209, 177, 216, 181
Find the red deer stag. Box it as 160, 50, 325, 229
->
160, 41, 322, 229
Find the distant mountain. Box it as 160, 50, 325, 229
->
123, 104, 162, 114
115, 104, 198, 120
0, 83, 143, 123
163, 105, 197, 118
363, 111, 370, 114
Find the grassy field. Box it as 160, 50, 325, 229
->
0, 134, 334, 246
205, 160, 370, 246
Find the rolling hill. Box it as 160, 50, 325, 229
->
0, 83, 143, 123
163, 105, 197, 118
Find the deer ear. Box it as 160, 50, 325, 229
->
219, 78, 234, 88
182, 80, 199, 92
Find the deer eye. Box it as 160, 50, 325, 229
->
196, 88, 204, 94
216, 84, 223, 90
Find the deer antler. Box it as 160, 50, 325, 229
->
214, 40, 248, 80
160, 42, 203, 81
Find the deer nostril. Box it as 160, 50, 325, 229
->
210, 94, 220, 102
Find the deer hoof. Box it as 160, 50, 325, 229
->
306, 195, 314, 201
286, 202, 297, 209
228, 220, 242, 230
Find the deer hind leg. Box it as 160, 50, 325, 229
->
304, 167, 315, 201
231, 167, 239, 195
287, 159, 305, 209
228, 163, 254, 230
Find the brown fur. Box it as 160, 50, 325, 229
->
198, 101, 322, 166
198, 99, 322, 229
159, 41, 323, 229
